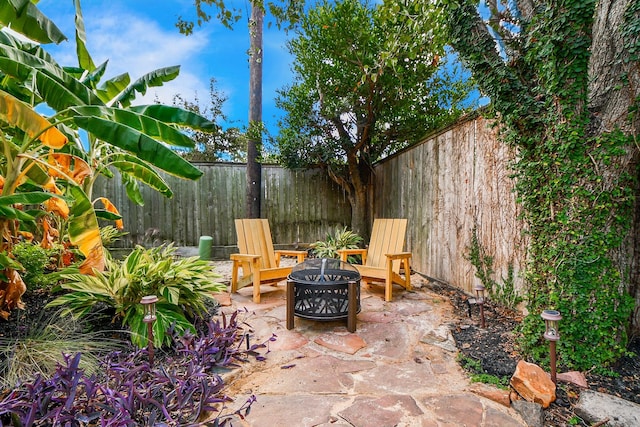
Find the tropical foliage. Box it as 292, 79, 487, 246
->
311, 226, 363, 261
0, 0, 215, 318
276, 0, 473, 238
48, 244, 225, 348
0, 311, 120, 389
11, 242, 60, 291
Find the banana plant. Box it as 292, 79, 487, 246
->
0, 0, 215, 318
64, 0, 215, 203
0, 0, 66, 45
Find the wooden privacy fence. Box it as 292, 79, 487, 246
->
373, 115, 528, 294
95, 163, 352, 257
97, 114, 527, 295
97, 114, 640, 322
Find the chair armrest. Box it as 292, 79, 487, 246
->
338, 249, 368, 255
275, 250, 307, 265
275, 250, 307, 257
384, 252, 412, 260
337, 249, 368, 264
230, 253, 261, 262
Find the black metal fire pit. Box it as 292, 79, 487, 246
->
286, 258, 361, 332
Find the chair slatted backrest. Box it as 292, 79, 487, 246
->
366, 218, 407, 273
235, 219, 277, 269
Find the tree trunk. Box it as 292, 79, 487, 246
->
327, 155, 372, 242
246, 4, 263, 219
351, 183, 370, 242
589, 0, 640, 329
447, 0, 640, 367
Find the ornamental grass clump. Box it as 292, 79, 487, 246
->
48, 244, 226, 348
0, 311, 121, 389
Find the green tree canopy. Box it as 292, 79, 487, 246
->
173, 78, 247, 162
276, 0, 473, 237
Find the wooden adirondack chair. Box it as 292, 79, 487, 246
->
230, 219, 307, 303
338, 218, 412, 302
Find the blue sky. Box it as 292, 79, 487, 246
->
38, 0, 293, 136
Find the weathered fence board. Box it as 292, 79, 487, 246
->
373, 115, 528, 293
95, 163, 352, 251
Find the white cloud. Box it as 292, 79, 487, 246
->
37, 0, 291, 133
86, 14, 210, 105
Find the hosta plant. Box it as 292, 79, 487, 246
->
48, 244, 226, 348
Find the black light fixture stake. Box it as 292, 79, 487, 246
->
474, 284, 486, 328
541, 309, 562, 384
141, 295, 159, 366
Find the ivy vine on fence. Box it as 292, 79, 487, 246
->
444, 0, 639, 370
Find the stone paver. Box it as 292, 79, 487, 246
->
214, 264, 527, 427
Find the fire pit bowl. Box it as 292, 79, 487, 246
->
286, 258, 361, 332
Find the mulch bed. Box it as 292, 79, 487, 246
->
426, 280, 640, 427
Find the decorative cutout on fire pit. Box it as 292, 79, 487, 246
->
288, 258, 361, 320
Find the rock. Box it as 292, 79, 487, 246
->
469, 383, 511, 407
510, 360, 556, 408
511, 400, 544, 427
556, 371, 588, 388
314, 333, 366, 355
574, 390, 640, 427
212, 292, 231, 306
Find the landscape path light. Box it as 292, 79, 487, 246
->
473, 284, 486, 328
541, 309, 562, 384
141, 295, 159, 366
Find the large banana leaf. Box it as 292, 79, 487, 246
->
0, 48, 103, 108
67, 105, 196, 148
0, 0, 66, 44
121, 173, 144, 206
110, 66, 180, 108
73, 0, 95, 72
129, 104, 217, 131
0, 30, 57, 64
67, 185, 105, 273
0, 191, 59, 205
0, 89, 67, 147
96, 72, 130, 103
73, 116, 203, 180
0, 204, 35, 221
109, 152, 173, 198
78, 60, 108, 88
0, 192, 61, 221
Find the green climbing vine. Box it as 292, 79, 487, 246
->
443, 0, 639, 370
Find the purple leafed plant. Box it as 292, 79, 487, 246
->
0, 311, 271, 426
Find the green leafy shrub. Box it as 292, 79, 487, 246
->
12, 242, 60, 291
312, 226, 363, 261
48, 244, 226, 348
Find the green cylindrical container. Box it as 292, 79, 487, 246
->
198, 236, 213, 260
